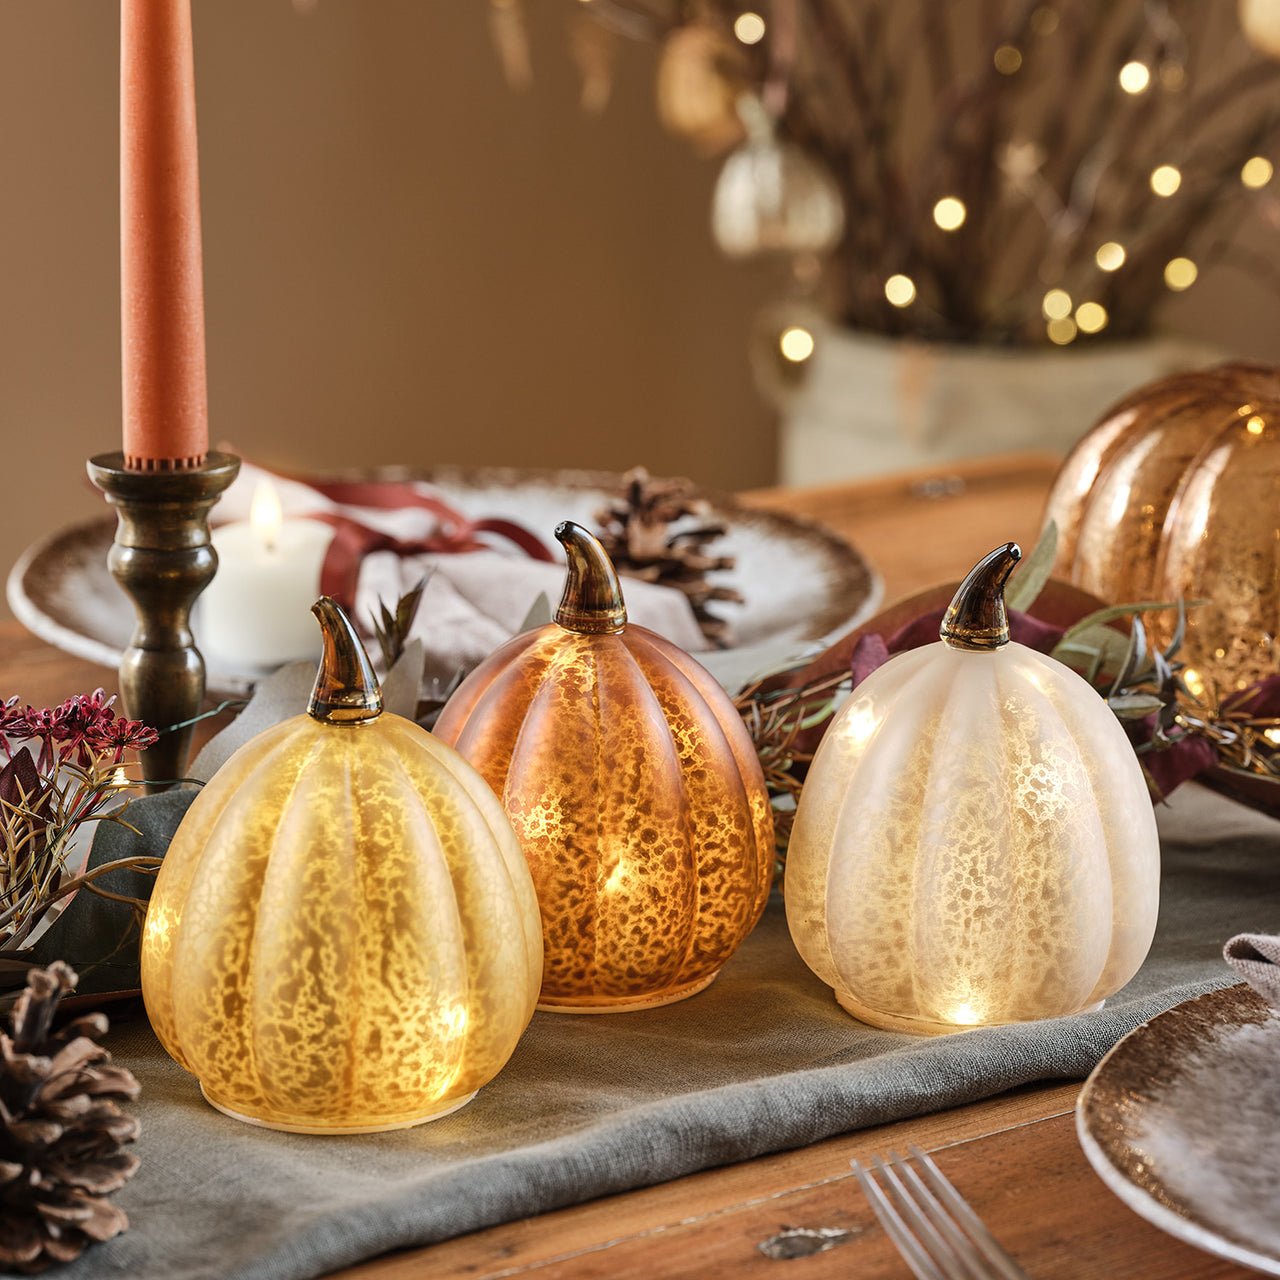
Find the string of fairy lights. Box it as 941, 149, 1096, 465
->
548, 0, 1280, 372
695, 4, 1280, 364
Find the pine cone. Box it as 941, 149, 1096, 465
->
0, 962, 140, 1273
595, 467, 744, 647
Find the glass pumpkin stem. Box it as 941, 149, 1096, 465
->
308, 596, 384, 724
554, 522, 627, 635
940, 542, 1022, 652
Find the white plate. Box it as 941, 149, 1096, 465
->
7, 465, 880, 696
1077, 983, 1280, 1275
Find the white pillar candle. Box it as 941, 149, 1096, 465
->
199, 480, 334, 668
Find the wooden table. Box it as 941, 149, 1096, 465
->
1, 452, 1251, 1280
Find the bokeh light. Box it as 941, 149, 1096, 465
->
1075, 302, 1108, 334
1242, 156, 1274, 189
734, 12, 766, 44
779, 326, 815, 362
1047, 317, 1078, 345
1095, 241, 1126, 271
884, 274, 917, 307
1041, 288, 1072, 320
1164, 257, 1198, 290
933, 197, 967, 230
1030, 7, 1059, 34
994, 45, 1023, 74
1119, 62, 1151, 94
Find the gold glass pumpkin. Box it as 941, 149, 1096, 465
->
1045, 362, 1280, 694
140, 598, 542, 1133
786, 545, 1160, 1035
434, 521, 774, 1013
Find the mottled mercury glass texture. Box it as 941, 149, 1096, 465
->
141, 713, 542, 1132
435, 623, 774, 1012
1045, 362, 1280, 694
786, 641, 1160, 1034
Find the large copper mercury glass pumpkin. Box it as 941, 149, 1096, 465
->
786, 545, 1160, 1034
435, 521, 774, 1012
1044, 362, 1280, 694
140, 598, 542, 1133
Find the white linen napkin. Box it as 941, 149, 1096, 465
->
213, 461, 710, 685
1223, 933, 1280, 1008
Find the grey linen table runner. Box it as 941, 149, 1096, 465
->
9, 782, 1279, 1280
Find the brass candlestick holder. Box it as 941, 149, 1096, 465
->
88, 450, 241, 790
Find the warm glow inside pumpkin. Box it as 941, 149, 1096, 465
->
786, 544, 1160, 1034
140, 598, 542, 1132
1044, 362, 1280, 694
434, 521, 773, 1012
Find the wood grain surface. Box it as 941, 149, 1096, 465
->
339, 1080, 1252, 1279
740, 450, 1062, 605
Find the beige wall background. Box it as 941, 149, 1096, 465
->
2, 1, 1280, 625
0, 1, 775, 622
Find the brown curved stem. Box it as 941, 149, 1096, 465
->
554, 522, 628, 634
940, 543, 1022, 652
308, 597, 383, 724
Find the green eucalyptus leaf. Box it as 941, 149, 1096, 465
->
1054, 624, 1134, 672
1059, 600, 1180, 645
26, 790, 195, 996
1085, 646, 1105, 685
1109, 614, 1149, 697
1108, 692, 1166, 719
1163, 598, 1188, 663
1005, 520, 1058, 613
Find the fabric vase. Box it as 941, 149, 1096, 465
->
776, 325, 1223, 483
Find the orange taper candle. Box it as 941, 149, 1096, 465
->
121, 0, 209, 470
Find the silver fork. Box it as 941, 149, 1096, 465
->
851, 1144, 1031, 1280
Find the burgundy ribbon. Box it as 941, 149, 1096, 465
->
282, 476, 555, 615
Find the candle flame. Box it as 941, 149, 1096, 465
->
250, 479, 283, 553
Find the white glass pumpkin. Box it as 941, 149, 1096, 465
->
786, 544, 1160, 1034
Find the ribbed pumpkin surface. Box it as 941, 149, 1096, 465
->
786, 642, 1159, 1033
1045, 362, 1280, 694
141, 712, 542, 1132
435, 621, 773, 1011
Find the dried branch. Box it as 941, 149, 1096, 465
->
583, 0, 1280, 344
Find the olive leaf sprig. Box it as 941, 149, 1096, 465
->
1058, 599, 1280, 781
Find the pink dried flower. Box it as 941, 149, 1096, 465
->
2, 691, 130, 771
0, 696, 23, 756
92, 717, 159, 765
0, 693, 158, 951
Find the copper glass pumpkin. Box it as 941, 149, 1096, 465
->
434, 522, 774, 1012
140, 599, 542, 1133
1045, 362, 1280, 694
786, 545, 1160, 1035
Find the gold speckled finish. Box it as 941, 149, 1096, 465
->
140, 711, 542, 1132
1044, 362, 1280, 694
786, 640, 1160, 1034
435, 622, 774, 1012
